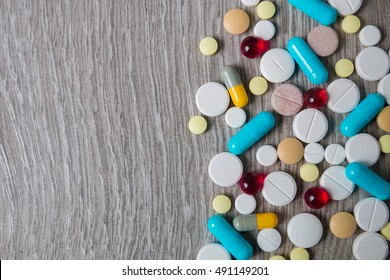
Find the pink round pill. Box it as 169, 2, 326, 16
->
271, 84, 304, 116
307, 26, 339, 57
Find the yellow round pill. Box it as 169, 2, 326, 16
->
299, 163, 319, 182
269, 255, 286, 260
249, 76, 268, 96
212, 195, 231, 214
381, 222, 390, 241
341, 15, 361, 34
257, 1, 276, 20
188, 116, 207, 135
290, 247, 310, 260
379, 135, 390, 153
199, 37, 218, 56
335, 59, 355, 78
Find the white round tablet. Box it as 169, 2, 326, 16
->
304, 143, 325, 164
254, 20, 276, 41
355, 47, 390, 82
378, 74, 390, 104
235, 194, 256, 215
225, 107, 246, 128
241, 0, 260, 7
256, 145, 278, 166
359, 25, 381, 47
260, 48, 295, 83
354, 197, 389, 232
208, 152, 243, 187
292, 109, 328, 143
326, 79, 360, 113
197, 243, 231, 260
327, 0, 362, 16
195, 82, 230, 117
319, 166, 355, 200
325, 144, 346, 165
257, 228, 282, 252
262, 171, 297, 206
353, 232, 389, 260
345, 133, 380, 167
287, 213, 323, 248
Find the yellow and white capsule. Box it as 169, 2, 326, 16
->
221, 65, 249, 108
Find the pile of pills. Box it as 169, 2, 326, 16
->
191, 0, 390, 260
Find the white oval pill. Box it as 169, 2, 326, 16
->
319, 166, 355, 200
208, 152, 243, 187
345, 133, 380, 167
326, 79, 360, 113
256, 145, 278, 166
292, 109, 328, 143
378, 74, 390, 104
359, 25, 381, 47
262, 171, 297, 206
287, 213, 323, 248
235, 194, 256, 215
254, 20, 276, 41
241, 0, 260, 7
354, 197, 389, 232
325, 144, 346, 165
260, 48, 295, 83
225, 107, 246, 128
327, 0, 362, 16
257, 228, 282, 252
355, 47, 390, 82
197, 243, 231, 260
196, 82, 230, 117
353, 232, 389, 260
304, 143, 325, 164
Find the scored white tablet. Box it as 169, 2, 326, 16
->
353, 232, 389, 260
304, 143, 325, 164
354, 197, 389, 232
262, 171, 297, 206
293, 109, 328, 143
319, 166, 355, 200
257, 228, 282, 252
260, 49, 295, 83
326, 79, 360, 113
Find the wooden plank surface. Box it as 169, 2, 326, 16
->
0, 0, 389, 260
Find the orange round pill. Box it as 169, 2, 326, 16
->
277, 138, 304, 165
329, 212, 357, 239
223, 9, 250, 35
376, 106, 390, 132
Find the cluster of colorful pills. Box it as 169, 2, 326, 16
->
191, 0, 390, 260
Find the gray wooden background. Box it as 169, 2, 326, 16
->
0, 0, 389, 260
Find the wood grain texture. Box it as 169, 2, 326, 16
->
0, 0, 389, 260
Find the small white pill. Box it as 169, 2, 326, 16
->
235, 194, 257, 215
260, 49, 295, 83
196, 82, 230, 117
241, 0, 260, 7
320, 166, 355, 200
293, 109, 328, 143
354, 197, 389, 232
254, 20, 276, 41
256, 145, 278, 166
325, 144, 346, 165
287, 213, 323, 248
208, 152, 243, 187
353, 232, 389, 260
262, 171, 297, 206
257, 228, 282, 252
304, 143, 325, 164
345, 133, 380, 167
197, 243, 231, 260
359, 25, 381, 47
326, 79, 360, 113
378, 74, 390, 104
225, 107, 246, 128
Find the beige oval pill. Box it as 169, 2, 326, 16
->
223, 9, 250, 35
329, 212, 357, 239
377, 106, 390, 132
277, 138, 304, 165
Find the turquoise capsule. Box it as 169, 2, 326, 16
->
340, 93, 385, 137
208, 215, 253, 260
228, 111, 275, 155
288, 0, 337, 26
346, 162, 390, 200
287, 37, 328, 85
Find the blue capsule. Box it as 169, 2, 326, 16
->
288, 0, 337, 26
340, 93, 385, 137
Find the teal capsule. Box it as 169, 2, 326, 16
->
288, 0, 337, 26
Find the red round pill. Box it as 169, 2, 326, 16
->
303, 88, 328, 109
304, 186, 330, 209
239, 172, 264, 195
240, 36, 270, 59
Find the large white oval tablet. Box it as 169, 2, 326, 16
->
254, 20, 276, 41
287, 213, 323, 248
353, 232, 389, 260
345, 133, 380, 167
257, 228, 282, 252
260, 48, 295, 83
235, 194, 256, 215
241, 0, 260, 7
325, 144, 346, 165
208, 152, 243, 187
197, 243, 231, 260
378, 74, 390, 104
326, 79, 360, 113
354, 197, 389, 232
293, 109, 328, 143
328, 0, 362, 16
262, 171, 297, 206
196, 82, 230, 117
256, 145, 278, 166
225, 107, 246, 128
319, 166, 355, 200
304, 143, 325, 164
359, 25, 381, 47
355, 47, 390, 82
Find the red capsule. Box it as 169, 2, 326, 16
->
240, 36, 270, 59
239, 172, 266, 195
304, 186, 330, 209
304, 88, 328, 109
